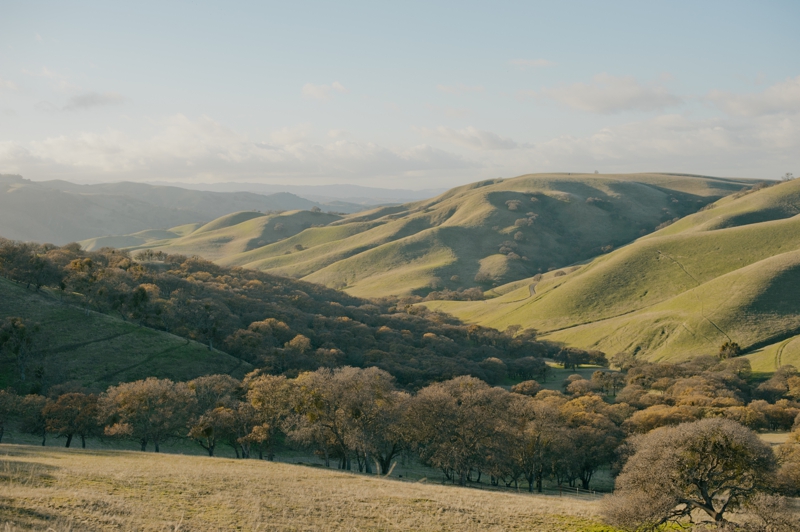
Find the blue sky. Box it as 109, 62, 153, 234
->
1, 0, 799, 188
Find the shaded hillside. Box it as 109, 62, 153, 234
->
423, 179, 800, 370
0, 277, 249, 392
0, 175, 364, 245
109, 173, 753, 298
0, 241, 559, 391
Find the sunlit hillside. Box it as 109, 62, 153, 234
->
82, 210, 342, 259
424, 179, 800, 370
98, 173, 753, 298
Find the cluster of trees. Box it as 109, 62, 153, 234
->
606, 354, 800, 435
2, 359, 799, 496
0, 358, 798, 529
0, 240, 570, 390
0, 369, 631, 492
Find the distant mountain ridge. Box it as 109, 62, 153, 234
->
0, 175, 370, 245
147, 181, 447, 205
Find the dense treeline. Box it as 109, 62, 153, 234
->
0, 239, 565, 391
1, 357, 799, 497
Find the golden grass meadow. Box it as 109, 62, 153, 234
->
0, 444, 608, 531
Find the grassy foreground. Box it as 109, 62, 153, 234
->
0, 444, 609, 531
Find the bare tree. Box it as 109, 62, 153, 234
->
603, 418, 777, 530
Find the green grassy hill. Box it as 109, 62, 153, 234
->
81, 210, 342, 258
423, 179, 800, 371
0, 277, 249, 392
102, 173, 752, 298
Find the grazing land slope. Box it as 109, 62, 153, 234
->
81, 210, 343, 258
0, 277, 249, 392
424, 179, 800, 370
0, 175, 362, 245
108, 173, 752, 298
0, 444, 606, 531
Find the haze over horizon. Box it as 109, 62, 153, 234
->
1, 1, 799, 189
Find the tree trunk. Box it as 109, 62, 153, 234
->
81, 434, 86, 448
154, 440, 160, 453
140, 439, 147, 451
41, 429, 46, 446
527, 473, 534, 492
536, 466, 544, 493
0, 424, 4, 443
65, 434, 72, 448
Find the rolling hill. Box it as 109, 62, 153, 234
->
100, 172, 753, 298
80, 209, 342, 256
0, 175, 366, 245
0, 277, 250, 392
423, 179, 800, 371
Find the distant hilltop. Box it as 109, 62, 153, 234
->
0, 175, 386, 244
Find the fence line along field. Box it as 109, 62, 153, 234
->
0, 445, 607, 532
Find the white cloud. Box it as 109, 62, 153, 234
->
63, 92, 125, 111
1, 106, 797, 187
436, 84, 485, 95
706, 76, 800, 117
416, 126, 519, 150
302, 81, 347, 100
0, 114, 473, 183
535, 73, 682, 114
35, 33, 42, 42
509, 112, 799, 179
0, 78, 19, 91
509, 58, 555, 69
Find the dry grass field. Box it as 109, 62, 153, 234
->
0, 444, 611, 532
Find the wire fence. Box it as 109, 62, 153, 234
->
540, 485, 606, 499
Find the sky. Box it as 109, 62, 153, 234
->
1, 0, 799, 189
